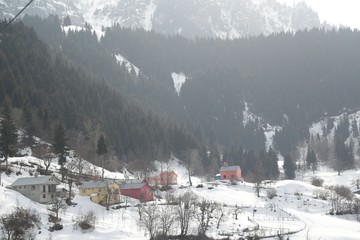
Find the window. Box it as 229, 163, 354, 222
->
43, 185, 46, 193
51, 194, 54, 198
43, 194, 46, 199
223, 175, 226, 179
48, 185, 51, 192
31, 186, 35, 190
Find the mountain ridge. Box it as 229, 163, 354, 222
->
2, 0, 323, 39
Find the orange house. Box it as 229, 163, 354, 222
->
220, 164, 241, 181
159, 171, 178, 185
148, 171, 178, 186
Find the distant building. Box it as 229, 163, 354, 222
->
79, 180, 120, 205
10, 175, 60, 204
220, 163, 242, 181
120, 180, 153, 202
147, 171, 178, 186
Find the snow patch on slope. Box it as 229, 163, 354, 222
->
142, 0, 157, 31
115, 54, 140, 77
171, 72, 186, 96
61, 25, 85, 35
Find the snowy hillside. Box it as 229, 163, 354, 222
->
2, 151, 360, 239
309, 109, 360, 162
2, 0, 322, 39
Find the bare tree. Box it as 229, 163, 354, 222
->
182, 148, 201, 186
353, 197, 360, 221
352, 175, 360, 190
176, 191, 196, 236
215, 204, 225, 229
158, 205, 176, 237
194, 199, 217, 236
84, 120, 103, 166
67, 155, 88, 181
139, 203, 160, 240
1, 206, 40, 240
32, 144, 55, 172
234, 204, 242, 220
48, 197, 66, 223
254, 182, 263, 198
328, 185, 354, 213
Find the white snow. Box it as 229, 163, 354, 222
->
142, 0, 157, 31
2, 138, 360, 239
115, 54, 140, 77
62, 25, 86, 35
171, 72, 186, 96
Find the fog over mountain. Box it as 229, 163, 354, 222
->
1, 0, 323, 38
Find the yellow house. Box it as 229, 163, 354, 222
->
79, 180, 120, 205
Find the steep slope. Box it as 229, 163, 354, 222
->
0, 21, 200, 162
2, 0, 322, 38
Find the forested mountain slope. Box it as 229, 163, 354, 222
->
0, 21, 200, 164
21, 14, 360, 155
101, 26, 360, 153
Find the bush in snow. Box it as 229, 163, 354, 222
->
311, 177, 324, 187
0, 205, 40, 240
74, 210, 96, 232
266, 188, 277, 199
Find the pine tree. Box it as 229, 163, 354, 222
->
283, 154, 296, 179
22, 99, 34, 147
63, 16, 71, 26
97, 134, 108, 179
306, 148, 318, 173
0, 102, 18, 171
267, 148, 279, 179
53, 122, 68, 180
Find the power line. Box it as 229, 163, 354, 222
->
0, 0, 35, 34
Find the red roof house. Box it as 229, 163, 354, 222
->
220, 163, 241, 181
120, 181, 153, 202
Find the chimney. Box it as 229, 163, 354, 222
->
224, 162, 228, 167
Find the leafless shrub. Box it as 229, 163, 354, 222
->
74, 210, 96, 232
266, 188, 277, 199
0, 206, 40, 240
311, 177, 324, 187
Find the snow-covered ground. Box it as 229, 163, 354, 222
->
1, 154, 360, 239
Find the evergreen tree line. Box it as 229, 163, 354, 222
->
100, 24, 360, 154
15, 15, 360, 173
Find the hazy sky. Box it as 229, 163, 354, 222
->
277, 0, 360, 29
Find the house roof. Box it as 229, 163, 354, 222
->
11, 175, 60, 187
220, 165, 240, 172
79, 180, 108, 189
120, 183, 146, 190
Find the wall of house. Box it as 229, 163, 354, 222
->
79, 187, 106, 197
14, 184, 57, 203
220, 169, 241, 181
121, 186, 153, 202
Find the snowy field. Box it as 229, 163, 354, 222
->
1, 156, 360, 240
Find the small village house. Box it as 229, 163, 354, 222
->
220, 163, 242, 181
120, 179, 153, 202
10, 175, 61, 204
79, 180, 120, 205
147, 171, 178, 186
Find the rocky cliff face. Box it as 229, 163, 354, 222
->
3, 0, 321, 38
